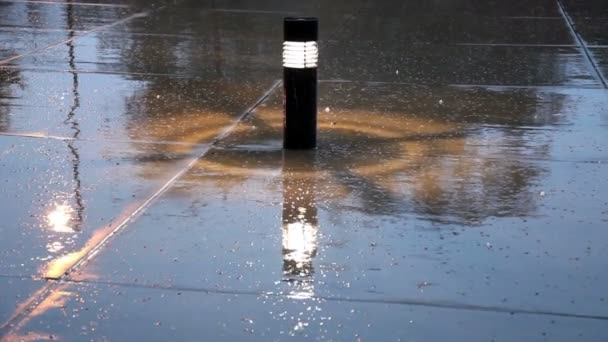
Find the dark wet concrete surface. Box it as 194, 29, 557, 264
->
67, 83, 608, 317
10, 282, 608, 341
591, 48, 608, 83
0, 277, 42, 327
1, 0, 608, 340
0, 137, 207, 277
561, 0, 608, 46
322, 43, 600, 86
0, 69, 275, 140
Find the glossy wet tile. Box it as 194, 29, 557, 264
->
165, 0, 365, 14
0, 1, 134, 32
361, 0, 561, 17
0, 69, 277, 143
0, 277, 43, 329
320, 43, 600, 86
10, 33, 282, 78
2, 0, 608, 340
337, 14, 574, 45
8, 282, 608, 341
0, 136, 204, 277
106, 7, 288, 38
560, 0, 608, 47
569, 18, 608, 46
561, 0, 608, 18
590, 48, 608, 83
0, 30, 69, 61
68, 83, 608, 319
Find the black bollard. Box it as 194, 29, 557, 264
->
283, 17, 318, 149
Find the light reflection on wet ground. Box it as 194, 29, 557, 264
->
39, 82, 607, 340
1, 0, 608, 340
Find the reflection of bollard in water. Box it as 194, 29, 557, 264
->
281, 151, 318, 298
283, 17, 318, 150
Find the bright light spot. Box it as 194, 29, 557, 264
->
283, 41, 318, 68
282, 221, 317, 268
46, 241, 64, 253
47, 204, 75, 233
287, 282, 315, 300
282, 218, 318, 300
294, 321, 309, 331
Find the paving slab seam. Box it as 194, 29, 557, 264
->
0, 0, 131, 7
505, 16, 563, 20
454, 43, 578, 48
0, 27, 86, 34
0, 80, 281, 339
59, 279, 608, 322
0, 132, 212, 148
0, 64, 238, 79
556, 0, 608, 88
319, 79, 606, 90
2, 63, 604, 90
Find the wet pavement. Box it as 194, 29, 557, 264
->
1, 0, 608, 341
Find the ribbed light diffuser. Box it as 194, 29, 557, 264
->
283, 41, 318, 69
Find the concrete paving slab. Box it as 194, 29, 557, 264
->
567, 17, 608, 46
8, 33, 282, 77
105, 7, 294, 38
336, 14, 575, 45
0, 31, 70, 61
560, 0, 608, 47
0, 277, 43, 329
0, 69, 276, 142
321, 43, 600, 87
160, 0, 364, 14
0, 136, 207, 277
591, 48, 608, 81
68, 82, 608, 320
68, 155, 608, 316
1, 0, 607, 340
561, 0, 608, 18
0, 1, 134, 32
359, 0, 562, 17
8, 282, 608, 341
570, 21, 608, 48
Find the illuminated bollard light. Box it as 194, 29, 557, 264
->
283, 17, 318, 149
